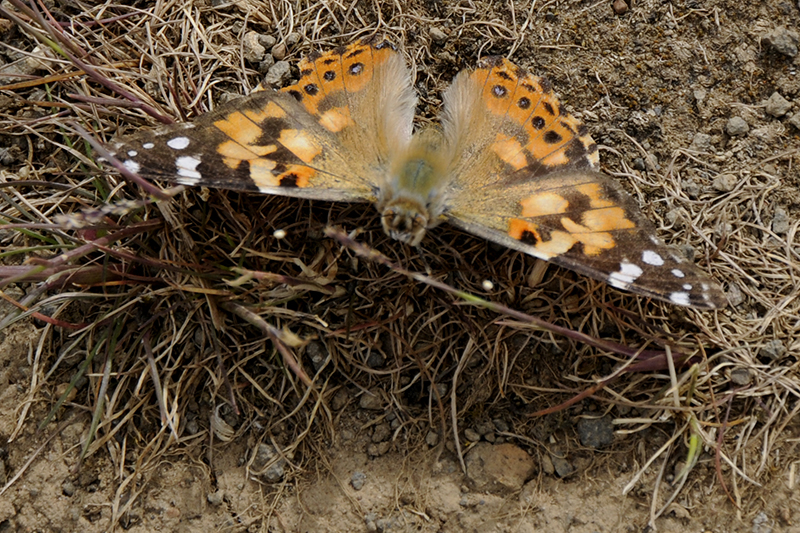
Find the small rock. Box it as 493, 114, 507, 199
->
715, 222, 733, 239
464, 428, 481, 442
367, 441, 391, 457
264, 61, 290, 86
475, 420, 495, 436
425, 430, 439, 447
679, 244, 696, 262
726, 284, 744, 307
258, 35, 277, 49
271, 43, 287, 61
772, 207, 790, 234
258, 55, 275, 74
62, 480, 76, 497
763, 26, 799, 57
712, 174, 738, 192
681, 179, 702, 199
752, 511, 773, 533
464, 442, 535, 493
306, 340, 327, 371
612, 0, 628, 15
759, 339, 785, 360
726, 116, 749, 136
359, 390, 384, 410
251, 444, 287, 482
285, 32, 302, 47
765, 92, 792, 117
632, 157, 646, 171
371, 423, 391, 443
366, 351, 385, 369
331, 388, 349, 411
549, 448, 574, 478
693, 88, 707, 103
430, 27, 448, 43
540, 453, 555, 475
242, 31, 266, 63
788, 113, 800, 131
492, 419, 509, 433
351, 471, 367, 490
576, 416, 615, 449
731, 368, 752, 386
691, 132, 712, 151
207, 491, 224, 506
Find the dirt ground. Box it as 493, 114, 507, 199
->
1, 0, 799, 532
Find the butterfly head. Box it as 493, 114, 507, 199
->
380, 198, 429, 246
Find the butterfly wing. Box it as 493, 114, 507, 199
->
109, 38, 416, 203
439, 57, 726, 309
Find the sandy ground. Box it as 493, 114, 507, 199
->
1, 0, 799, 531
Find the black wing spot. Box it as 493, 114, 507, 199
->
520, 230, 539, 245
532, 116, 546, 129
542, 101, 555, 116
287, 90, 302, 101
518, 97, 531, 109
544, 130, 563, 144
280, 173, 300, 187
496, 70, 513, 81
300, 68, 313, 77
560, 121, 576, 135
323, 70, 336, 81
304, 83, 319, 96
492, 85, 508, 98
323, 57, 337, 65
349, 62, 364, 75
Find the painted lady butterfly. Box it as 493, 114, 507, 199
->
110, 37, 726, 309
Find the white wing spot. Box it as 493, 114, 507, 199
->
608, 261, 644, 289
701, 283, 710, 291
642, 250, 664, 266
671, 269, 685, 278
142, 142, 155, 149
669, 292, 691, 306
123, 160, 141, 174
127, 150, 138, 157
176, 155, 202, 182
167, 136, 190, 150
682, 284, 693, 291
649, 235, 660, 245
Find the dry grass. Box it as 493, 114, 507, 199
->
1, 0, 798, 530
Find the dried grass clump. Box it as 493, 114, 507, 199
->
0, 0, 798, 528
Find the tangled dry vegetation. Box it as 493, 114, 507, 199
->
0, 0, 798, 530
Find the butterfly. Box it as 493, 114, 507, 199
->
109, 37, 726, 309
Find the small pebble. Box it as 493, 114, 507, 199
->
612, 0, 628, 15
359, 390, 384, 410
576, 417, 615, 449
492, 419, 509, 433
371, 423, 391, 443
726, 116, 749, 136
271, 43, 287, 61
712, 174, 737, 192
464, 428, 481, 442
351, 471, 367, 490
759, 339, 785, 360
762, 26, 799, 57
765, 92, 792, 117
242, 31, 266, 62
430, 27, 448, 43
787, 113, 800, 131
264, 61, 290, 86
730, 368, 752, 386
772, 207, 790, 234
691, 132, 712, 151
62, 480, 76, 497
207, 491, 224, 506
426, 430, 439, 446
259, 35, 277, 48
726, 284, 744, 307
285, 32, 302, 47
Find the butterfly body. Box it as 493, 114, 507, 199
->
111, 37, 726, 310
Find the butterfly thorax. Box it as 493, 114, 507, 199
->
378, 131, 450, 246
